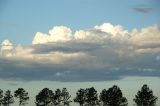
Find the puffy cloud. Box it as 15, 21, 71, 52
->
1, 39, 13, 50
94, 23, 129, 36
74, 30, 88, 40
131, 25, 160, 46
14, 45, 34, 59
49, 26, 72, 41
32, 23, 130, 44
0, 23, 160, 81
1, 40, 13, 57
32, 32, 50, 44
32, 26, 72, 44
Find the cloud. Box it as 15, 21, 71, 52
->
156, 55, 160, 61
1, 39, 13, 57
94, 23, 129, 36
74, 30, 89, 40
32, 26, 72, 44
1, 39, 13, 50
0, 23, 160, 82
133, 6, 153, 13
131, 25, 160, 46
55, 72, 63, 77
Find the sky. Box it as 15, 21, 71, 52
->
0, 0, 160, 105
0, 0, 160, 44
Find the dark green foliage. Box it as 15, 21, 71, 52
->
14, 88, 29, 106
99, 85, 128, 106
74, 88, 86, 106
53, 89, 62, 105
0, 89, 3, 106
85, 87, 99, 106
35, 88, 54, 106
133, 84, 158, 106
61, 88, 72, 106
2, 90, 14, 106
74, 87, 99, 106
52, 88, 72, 106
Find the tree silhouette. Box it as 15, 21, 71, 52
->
14, 88, 29, 106
53, 89, 62, 105
0, 84, 159, 106
35, 88, 54, 106
0, 89, 3, 106
99, 89, 107, 106
99, 85, 128, 106
2, 90, 14, 106
85, 87, 99, 106
61, 88, 72, 106
133, 84, 158, 106
74, 88, 86, 106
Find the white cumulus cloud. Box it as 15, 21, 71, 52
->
1, 39, 13, 57
94, 23, 129, 36
131, 25, 160, 46
32, 26, 72, 44
74, 30, 89, 40
32, 32, 50, 44
1, 39, 13, 50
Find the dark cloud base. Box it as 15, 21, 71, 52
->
0, 65, 159, 82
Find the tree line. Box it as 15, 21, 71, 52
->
0, 84, 158, 106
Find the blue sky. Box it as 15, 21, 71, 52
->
0, 0, 160, 44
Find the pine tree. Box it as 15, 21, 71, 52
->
85, 87, 99, 106
0, 89, 3, 106
99, 85, 128, 106
133, 84, 158, 106
53, 89, 62, 105
35, 88, 54, 106
2, 90, 14, 106
74, 88, 86, 106
14, 88, 29, 106
61, 88, 72, 106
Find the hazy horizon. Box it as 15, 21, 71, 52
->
0, 76, 160, 106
